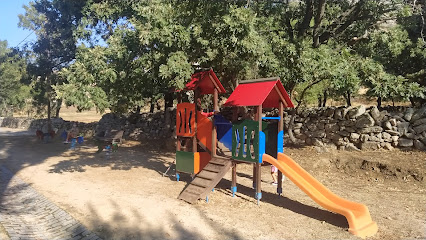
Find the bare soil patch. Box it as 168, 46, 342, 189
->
0, 129, 424, 240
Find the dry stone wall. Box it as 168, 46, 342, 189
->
2, 105, 426, 151
282, 105, 426, 151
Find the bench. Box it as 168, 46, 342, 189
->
95, 130, 124, 154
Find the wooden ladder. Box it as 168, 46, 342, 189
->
178, 156, 232, 204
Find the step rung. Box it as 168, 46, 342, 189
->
197, 170, 218, 180
203, 164, 225, 172
191, 178, 212, 188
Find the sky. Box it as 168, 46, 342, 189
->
0, 0, 36, 48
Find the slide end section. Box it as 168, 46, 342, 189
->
349, 221, 378, 239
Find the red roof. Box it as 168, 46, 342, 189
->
223, 78, 294, 108
184, 69, 226, 95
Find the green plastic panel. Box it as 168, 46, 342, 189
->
232, 120, 259, 163
176, 151, 194, 174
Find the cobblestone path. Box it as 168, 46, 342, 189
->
0, 166, 102, 240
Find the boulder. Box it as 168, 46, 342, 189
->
413, 123, 426, 134
404, 108, 415, 121
389, 118, 397, 126
397, 122, 409, 135
360, 141, 380, 150
382, 142, 394, 151
325, 123, 339, 132
369, 106, 382, 122
413, 118, 426, 127
306, 122, 317, 131
382, 132, 392, 142
334, 108, 344, 120
338, 130, 351, 137
383, 121, 393, 130
414, 140, 426, 150
411, 105, 426, 122
312, 138, 324, 147
359, 126, 383, 134
323, 108, 335, 118
346, 105, 366, 119
360, 134, 369, 142
355, 113, 375, 129
385, 130, 400, 136
345, 143, 360, 151
398, 138, 414, 147
350, 133, 360, 142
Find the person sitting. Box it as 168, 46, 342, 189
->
64, 123, 79, 143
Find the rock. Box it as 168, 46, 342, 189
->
420, 137, 426, 145
347, 105, 366, 119
382, 132, 392, 142
345, 143, 360, 151
294, 123, 303, 129
338, 119, 356, 127
389, 118, 397, 126
383, 142, 394, 151
359, 126, 383, 134
360, 134, 369, 142
385, 130, 400, 136
350, 133, 360, 141
391, 136, 399, 142
355, 113, 375, 129
312, 138, 324, 147
413, 123, 426, 134
293, 128, 301, 135
325, 123, 339, 132
334, 108, 344, 120
370, 135, 381, 142
397, 122, 409, 135
311, 131, 326, 138
404, 132, 416, 139
338, 130, 351, 137
414, 140, 425, 150
370, 106, 382, 122
323, 108, 335, 118
398, 138, 414, 147
344, 127, 356, 133
306, 122, 317, 131
411, 105, 426, 122
404, 108, 415, 121
360, 141, 380, 150
316, 122, 325, 130
324, 143, 338, 150
383, 121, 393, 130
413, 118, 426, 127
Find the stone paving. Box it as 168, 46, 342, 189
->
0, 165, 102, 240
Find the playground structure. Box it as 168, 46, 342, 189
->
174, 69, 378, 238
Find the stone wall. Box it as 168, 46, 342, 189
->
282, 105, 426, 151
2, 105, 426, 151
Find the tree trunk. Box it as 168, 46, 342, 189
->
345, 91, 352, 106
317, 96, 322, 107
377, 97, 382, 108
150, 98, 155, 113
164, 91, 174, 133
46, 76, 52, 132
55, 98, 62, 118
322, 91, 327, 107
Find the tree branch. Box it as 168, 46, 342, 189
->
313, 0, 326, 48
297, 0, 314, 38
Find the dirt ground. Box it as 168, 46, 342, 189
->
0, 127, 425, 240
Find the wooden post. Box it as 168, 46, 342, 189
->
211, 88, 218, 157
256, 105, 262, 203
193, 90, 199, 152
231, 161, 237, 197
277, 101, 284, 194
177, 137, 181, 151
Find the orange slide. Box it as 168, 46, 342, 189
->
262, 153, 378, 238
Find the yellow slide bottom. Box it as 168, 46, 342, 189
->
263, 153, 378, 238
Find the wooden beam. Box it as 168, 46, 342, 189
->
239, 77, 280, 84
274, 85, 288, 108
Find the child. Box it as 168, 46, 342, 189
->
64, 123, 79, 143
271, 165, 285, 185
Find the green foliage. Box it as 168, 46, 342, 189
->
0, 41, 28, 115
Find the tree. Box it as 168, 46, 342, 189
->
19, 0, 88, 128
0, 41, 28, 116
